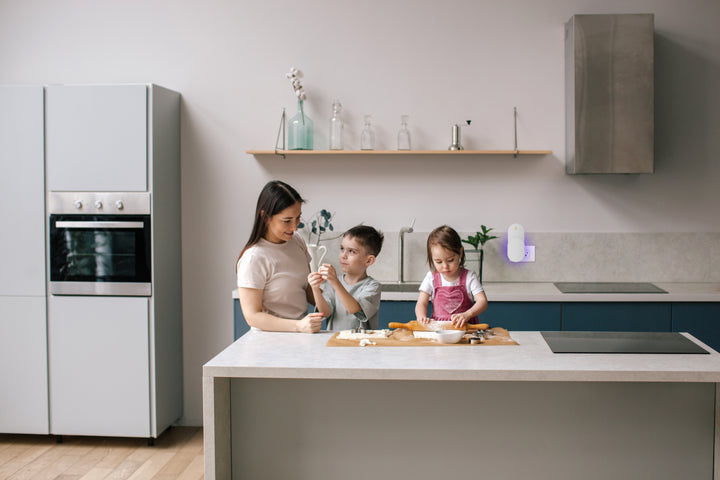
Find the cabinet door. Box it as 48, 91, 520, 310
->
0, 297, 49, 434
672, 303, 720, 353
0, 86, 45, 295
46, 85, 148, 191
48, 296, 150, 437
378, 301, 430, 329
481, 302, 562, 331
562, 303, 671, 331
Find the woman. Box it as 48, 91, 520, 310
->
236, 180, 324, 333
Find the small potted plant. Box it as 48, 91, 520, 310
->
462, 225, 498, 283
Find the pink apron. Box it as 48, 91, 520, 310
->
431, 268, 478, 324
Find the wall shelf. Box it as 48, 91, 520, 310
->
247, 149, 552, 156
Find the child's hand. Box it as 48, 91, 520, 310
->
307, 272, 324, 288
318, 263, 338, 284
450, 313, 470, 329
417, 315, 430, 324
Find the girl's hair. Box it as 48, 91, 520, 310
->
426, 225, 465, 270
237, 180, 305, 265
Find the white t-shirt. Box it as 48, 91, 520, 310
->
418, 269, 484, 300
236, 233, 311, 320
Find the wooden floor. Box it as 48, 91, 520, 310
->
0, 427, 203, 480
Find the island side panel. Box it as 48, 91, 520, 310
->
231, 379, 714, 480
716, 383, 720, 480
203, 375, 231, 480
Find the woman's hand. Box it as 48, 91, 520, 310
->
296, 312, 324, 333
450, 312, 470, 329
307, 272, 324, 288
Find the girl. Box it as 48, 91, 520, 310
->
236, 180, 324, 333
415, 225, 488, 328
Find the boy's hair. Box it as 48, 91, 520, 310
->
426, 225, 466, 270
344, 225, 384, 257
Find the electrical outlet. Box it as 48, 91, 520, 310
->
521, 245, 535, 262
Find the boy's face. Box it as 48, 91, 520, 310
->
338, 235, 374, 275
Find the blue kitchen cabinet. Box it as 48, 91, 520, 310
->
378, 301, 561, 331
482, 302, 562, 331
378, 301, 427, 329
672, 303, 720, 352
562, 303, 671, 332
234, 299, 251, 340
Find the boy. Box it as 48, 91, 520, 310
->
308, 225, 384, 330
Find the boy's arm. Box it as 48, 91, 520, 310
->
328, 278, 362, 315
308, 272, 333, 317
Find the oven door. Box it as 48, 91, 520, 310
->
49, 214, 151, 296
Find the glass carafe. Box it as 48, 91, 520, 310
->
328, 99, 344, 150
288, 99, 313, 150
397, 114, 411, 150
360, 115, 375, 150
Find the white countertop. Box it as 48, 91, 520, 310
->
204, 330, 720, 383
380, 282, 720, 301
231, 282, 720, 302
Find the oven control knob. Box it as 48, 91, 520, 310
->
73, 200, 83, 210
115, 200, 124, 210
94, 200, 103, 209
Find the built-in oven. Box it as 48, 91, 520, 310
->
49, 192, 151, 296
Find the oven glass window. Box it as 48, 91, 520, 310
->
50, 215, 151, 283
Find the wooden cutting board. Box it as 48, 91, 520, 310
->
326, 327, 518, 347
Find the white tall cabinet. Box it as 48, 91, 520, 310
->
45, 84, 183, 440
45, 84, 148, 191
0, 84, 182, 439
0, 86, 49, 434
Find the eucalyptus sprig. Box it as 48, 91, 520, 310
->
299, 209, 335, 245
462, 225, 498, 251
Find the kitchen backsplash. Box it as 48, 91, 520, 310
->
320, 232, 720, 283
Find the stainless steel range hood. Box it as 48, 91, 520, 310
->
565, 14, 654, 174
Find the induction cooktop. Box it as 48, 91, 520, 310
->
541, 331, 708, 354
553, 282, 668, 294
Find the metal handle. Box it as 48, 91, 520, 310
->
55, 221, 144, 229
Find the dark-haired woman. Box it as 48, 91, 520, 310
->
236, 180, 323, 333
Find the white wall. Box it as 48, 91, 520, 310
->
1, 0, 719, 426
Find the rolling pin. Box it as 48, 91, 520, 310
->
388, 321, 489, 332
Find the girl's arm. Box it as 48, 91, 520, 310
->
307, 273, 332, 318
238, 287, 323, 333
450, 291, 489, 328
415, 291, 431, 324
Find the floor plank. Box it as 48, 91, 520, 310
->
0, 427, 202, 480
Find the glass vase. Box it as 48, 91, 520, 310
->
288, 100, 313, 150
397, 114, 411, 150
360, 115, 375, 150
328, 99, 343, 150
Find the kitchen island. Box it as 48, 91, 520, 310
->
204, 330, 720, 480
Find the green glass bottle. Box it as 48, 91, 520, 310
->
288, 100, 313, 150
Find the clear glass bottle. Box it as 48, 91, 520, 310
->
397, 114, 411, 150
328, 99, 344, 150
288, 99, 313, 150
360, 115, 375, 150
